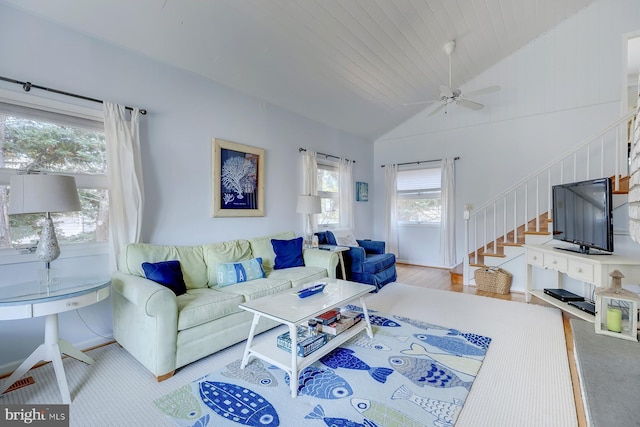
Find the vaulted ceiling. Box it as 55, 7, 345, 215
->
1, 0, 596, 139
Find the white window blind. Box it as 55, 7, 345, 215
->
397, 168, 441, 194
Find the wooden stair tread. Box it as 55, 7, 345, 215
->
478, 252, 506, 258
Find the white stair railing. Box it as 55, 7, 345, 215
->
463, 111, 636, 285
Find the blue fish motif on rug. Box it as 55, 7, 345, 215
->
284, 366, 353, 399
320, 348, 394, 384
154, 309, 491, 427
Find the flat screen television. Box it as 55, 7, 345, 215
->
551, 177, 613, 254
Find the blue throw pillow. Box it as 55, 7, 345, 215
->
217, 257, 266, 287
141, 260, 187, 296
271, 237, 305, 270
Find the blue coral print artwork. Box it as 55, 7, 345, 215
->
154, 309, 491, 427
219, 148, 259, 210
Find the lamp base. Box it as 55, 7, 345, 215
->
38, 265, 59, 295
36, 216, 61, 263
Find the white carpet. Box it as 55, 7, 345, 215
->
0, 284, 577, 427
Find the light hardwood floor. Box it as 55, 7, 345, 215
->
396, 262, 587, 427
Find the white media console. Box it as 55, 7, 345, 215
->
524, 244, 640, 322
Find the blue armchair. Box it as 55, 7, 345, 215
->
315, 231, 396, 290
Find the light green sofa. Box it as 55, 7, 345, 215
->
111, 231, 338, 381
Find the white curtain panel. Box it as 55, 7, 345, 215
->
338, 158, 354, 229
301, 150, 318, 230
104, 102, 144, 271
629, 76, 640, 242
384, 164, 399, 256
439, 158, 457, 266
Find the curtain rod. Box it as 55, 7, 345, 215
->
0, 76, 147, 115
299, 148, 355, 163
380, 156, 460, 167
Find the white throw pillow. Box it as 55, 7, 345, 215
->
331, 229, 359, 247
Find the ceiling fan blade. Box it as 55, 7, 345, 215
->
464, 85, 501, 97
428, 103, 446, 116
456, 99, 484, 110
439, 85, 453, 98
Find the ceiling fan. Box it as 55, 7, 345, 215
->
412, 40, 500, 116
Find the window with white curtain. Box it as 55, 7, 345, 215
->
0, 100, 108, 250
316, 160, 340, 226
397, 166, 442, 224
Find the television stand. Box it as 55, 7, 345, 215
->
553, 246, 612, 255
525, 244, 640, 322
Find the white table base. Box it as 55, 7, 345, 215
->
2, 313, 94, 404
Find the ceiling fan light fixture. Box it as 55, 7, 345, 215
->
443, 40, 456, 56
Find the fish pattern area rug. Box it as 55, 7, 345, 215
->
154, 307, 491, 427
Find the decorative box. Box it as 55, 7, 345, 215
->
277, 328, 327, 357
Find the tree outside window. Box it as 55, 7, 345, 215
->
0, 104, 108, 250
317, 163, 339, 225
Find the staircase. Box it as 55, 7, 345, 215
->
454, 110, 637, 289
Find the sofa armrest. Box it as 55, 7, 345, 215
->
342, 246, 367, 273
111, 271, 178, 317
357, 239, 385, 254
111, 271, 179, 379
302, 248, 339, 279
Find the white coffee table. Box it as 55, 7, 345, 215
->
239, 279, 375, 397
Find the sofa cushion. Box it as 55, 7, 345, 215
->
203, 240, 253, 286
141, 260, 187, 296
176, 288, 244, 330
267, 266, 327, 288
362, 253, 396, 274
248, 231, 296, 274
213, 277, 292, 302
271, 237, 304, 269
217, 257, 266, 287
121, 243, 208, 289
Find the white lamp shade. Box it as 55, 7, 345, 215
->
9, 174, 81, 214
296, 195, 321, 214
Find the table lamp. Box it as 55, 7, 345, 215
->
296, 195, 321, 248
9, 173, 81, 284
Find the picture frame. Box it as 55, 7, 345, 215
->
212, 138, 265, 217
356, 181, 369, 202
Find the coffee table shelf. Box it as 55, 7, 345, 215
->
246, 320, 367, 374
239, 279, 375, 397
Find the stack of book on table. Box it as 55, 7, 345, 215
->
319, 309, 363, 336
316, 310, 364, 336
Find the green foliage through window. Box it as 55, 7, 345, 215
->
0, 107, 108, 250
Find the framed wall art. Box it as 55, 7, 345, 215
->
212, 138, 265, 217
356, 181, 368, 201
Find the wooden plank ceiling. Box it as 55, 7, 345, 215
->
1, 0, 595, 138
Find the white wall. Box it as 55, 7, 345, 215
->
374, 0, 640, 267
0, 5, 373, 374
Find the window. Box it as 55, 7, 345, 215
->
0, 101, 108, 250
317, 161, 339, 225
397, 167, 441, 224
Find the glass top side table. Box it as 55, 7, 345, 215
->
0, 277, 110, 404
